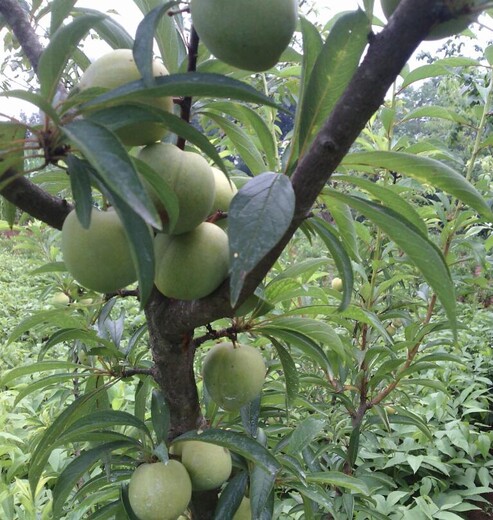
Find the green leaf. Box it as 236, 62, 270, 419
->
50, 0, 77, 35
327, 198, 360, 261
250, 463, 275, 520
1, 360, 83, 386
102, 187, 155, 305
401, 106, 470, 125
0, 90, 60, 123
341, 151, 493, 221
204, 112, 267, 174
400, 58, 478, 89
204, 101, 278, 170
133, 157, 179, 234
82, 72, 285, 112
151, 390, 170, 445
133, 2, 180, 86
271, 339, 299, 404
173, 430, 281, 476
52, 440, 139, 518
323, 189, 457, 333
86, 105, 227, 174
305, 471, 370, 495
287, 417, 325, 454
29, 389, 106, 496
133, 0, 187, 73
39, 13, 105, 102
67, 155, 93, 229
229, 172, 295, 306
308, 217, 354, 311
214, 471, 249, 519
75, 8, 134, 49
62, 119, 160, 229
331, 173, 429, 236
60, 410, 151, 441
297, 10, 369, 160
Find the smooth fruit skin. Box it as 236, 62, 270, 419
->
181, 441, 232, 491
211, 167, 238, 229
381, 0, 482, 40
202, 342, 266, 411
128, 461, 192, 520
331, 277, 343, 292
78, 49, 173, 146
191, 0, 298, 71
154, 222, 229, 300
61, 209, 137, 293
139, 143, 215, 235
233, 497, 251, 520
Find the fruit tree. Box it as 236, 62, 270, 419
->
0, 0, 492, 519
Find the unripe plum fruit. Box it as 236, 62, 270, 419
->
78, 49, 173, 146
202, 342, 266, 411
154, 222, 229, 300
180, 440, 232, 491
331, 277, 343, 292
211, 167, 237, 229
139, 143, 215, 235
381, 0, 483, 40
61, 209, 137, 293
128, 460, 192, 520
191, 0, 298, 71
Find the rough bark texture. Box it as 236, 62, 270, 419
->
0, 1, 468, 519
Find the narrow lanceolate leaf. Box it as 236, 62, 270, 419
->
93, 177, 155, 306
342, 151, 493, 221
66, 155, 93, 229
133, 2, 180, 86
271, 339, 299, 403
214, 472, 249, 520
250, 463, 276, 520
173, 430, 281, 475
323, 189, 457, 333
75, 8, 134, 49
1, 361, 83, 386
52, 440, 139, 518
0, 90, 60, 123
287, 417, 325, 455
50, 0, 77, 35
82, 73, 285, 112
87, 106, 227, 174
331, 174, 428, 237
400, 58, 479, 89
308, 217, 353, 311
151, 390, 170, 445
204, 101, 278, 170
296, 10, 369, 162
400, 106, 470, 125
204, 112, 268, 174
39, 13, 105, 102
62, 119, 160, 229
305, 472, 369, 495
29, 389, 106, 496
228, 172, 295, 306
132, 0, 187, 73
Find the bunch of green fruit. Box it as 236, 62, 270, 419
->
138, 142, 233, 300
78, 48, 173, 146
191, 0, 298, 71
202, 342, 266, 411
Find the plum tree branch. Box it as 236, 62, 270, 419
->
155, 0, 446, 334
0, 0, 43, 72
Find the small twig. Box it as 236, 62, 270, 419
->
120, 367, 154, 378
104, 289, 140, 301
194, 324, 241, 347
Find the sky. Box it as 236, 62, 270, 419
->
1, 0, 491, 117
